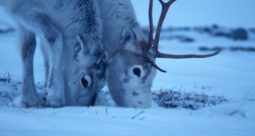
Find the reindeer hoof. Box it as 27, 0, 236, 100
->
45, 88, 65, 108
22, 93, 46, 108
45, 98, 63, 108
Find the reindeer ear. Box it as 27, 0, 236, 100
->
76, 35, 84, 50
120, 28, 135, 44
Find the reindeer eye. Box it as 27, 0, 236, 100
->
129, 65, 145, 79
80, 75, 92, 88
133, 68, 141, 77
81, 77, 88, 87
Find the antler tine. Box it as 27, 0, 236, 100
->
96, 41, 107, 64
156, 49, 221, 59
153, 0, 176, 52
145, 49, 221, 72
147, 55, 167, 72
107, 42, 125, 63
146, 0, 155, 53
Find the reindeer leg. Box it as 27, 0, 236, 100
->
18, 25, 45, 107
13, 11, 65, 107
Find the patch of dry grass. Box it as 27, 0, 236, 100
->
152, 89, 227, 110
0, 71, 11, 84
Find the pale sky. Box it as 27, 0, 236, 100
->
1, 1, 254, 28
131, 0, 255, 28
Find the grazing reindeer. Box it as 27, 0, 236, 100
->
96, 0, 220, 108
0, 0, 107, 107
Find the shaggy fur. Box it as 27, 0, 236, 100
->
1, 0, 107, 107
96, 0, 156, 108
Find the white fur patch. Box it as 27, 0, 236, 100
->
119, 66, 157, 108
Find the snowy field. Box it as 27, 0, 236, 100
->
0, 0, 255, 136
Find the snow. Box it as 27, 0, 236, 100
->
0, 1, 255, 136
0, 103, 254, 136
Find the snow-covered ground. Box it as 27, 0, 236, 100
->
0, 1, 255, 136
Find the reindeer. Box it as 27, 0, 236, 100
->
96, 0, 220, 108
0, 0, 107, 107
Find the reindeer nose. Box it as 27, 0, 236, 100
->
89, 93, 98, 106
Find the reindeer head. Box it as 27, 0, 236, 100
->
106, 24, 156, 108
106, 0, 220, 108
64, 34, 107, 106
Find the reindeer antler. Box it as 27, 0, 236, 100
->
107, 42, 126, 63
146, 0, 221, 72
96, 41, 107, 64
153, 0, 175, 52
